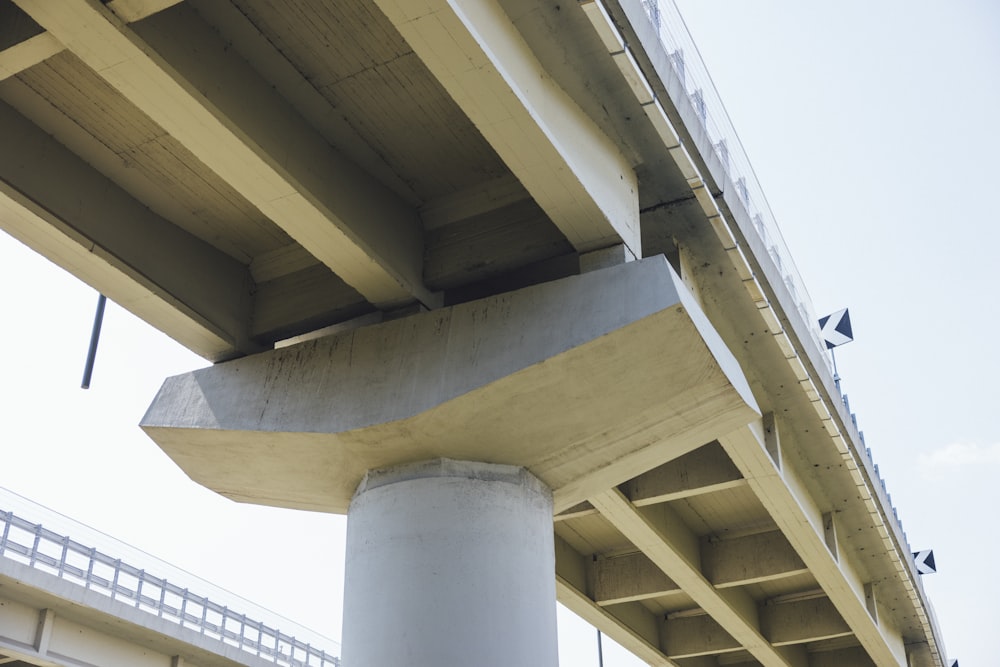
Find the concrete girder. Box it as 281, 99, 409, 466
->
373, 0, 641, 257
555, 442, 746, 521
718, 420, 908, 666
0, 32, 60, 80
555, 441, 747, 522
555, 534, 677, 667
0, 0, 185, 81
592, 551, 680, 605
0, 99, 257, 361
624, 440, 746, 506
662, 614, 741, 658
186, 0, 422, 210
662, 601, 854, 659
141, 257, 759, 514
702, 530, 809, 589
589, 489, 805, 667
591, 529, 808, 605
759, 596, 852, 647
809, 646, 878, 667
105, 0, 183, 23
12, 0, 435, 309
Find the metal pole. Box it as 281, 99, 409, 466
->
597, 628, 605, 667
831, 346, 841, 393
81, 293, 107, 389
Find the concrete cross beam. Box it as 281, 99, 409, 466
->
12, 0, 435, 309
591, 529, 808, 605
718, 420, 908, 666
0, 99, 257, 361
373, 0, 642, 258
624, 440, 746, 506
555, 534, 676, 667
702, 530, 809, 588
555, 440, 747, 522
589, 488, 806, 667
0, 0, 181, 81
141, 257, 758, 514
592, 551, 680, 606
662, 613, 741, 658
759, 596, 853, 646
0, 32, 61, 80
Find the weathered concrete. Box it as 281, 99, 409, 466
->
342, 459, 557, 667
374, 0, 641, 257
142, 257, 758, 514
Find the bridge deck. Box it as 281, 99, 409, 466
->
0, 0, 947, 665
0, 495, 339, 667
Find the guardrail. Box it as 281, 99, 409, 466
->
640, 0, 920, 594
0, 491, 340, 667
640, 0, 833, 373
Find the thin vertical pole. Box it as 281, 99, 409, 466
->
597, 628, 605, 667
831, 346, 841, 393
81, 293, 107, 389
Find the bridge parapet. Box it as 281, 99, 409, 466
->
0, 488, 340, 667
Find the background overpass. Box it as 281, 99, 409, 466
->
0, 1, 952, 667
0, 488, 340, 667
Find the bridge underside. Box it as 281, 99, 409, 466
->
0, 0, 943, 665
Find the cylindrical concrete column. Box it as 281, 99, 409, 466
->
341, 459, 557, 667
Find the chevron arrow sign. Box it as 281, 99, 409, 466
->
912, 549, 936, 575
818, 308, 853, 349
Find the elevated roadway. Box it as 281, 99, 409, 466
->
0, 0, 948, 665
0, 495, 339, 667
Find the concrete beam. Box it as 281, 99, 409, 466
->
558, 441, 748, 522
106, 0, 183, 23
142, 257, 759, 513
662, 614, 741, 658
589, 489, 802, 667
809, 646, 877, 667
374, 0, 641, 257
0, 99, 257, 361
555, 536, 677, 667
592, 529, 810, 605
702, 530, 808, 588
905, 642, 937, 667
32, 609, 53, 656
759, 596, 852, 646
0, 32, 61, 80
13, 0, 434, 309
0, 0, 193, 81
591, 552, 680, 605
623, 440, 746, 506
718, 420, 907, 666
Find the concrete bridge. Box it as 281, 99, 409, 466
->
0, 0, 948, 665
0, 492, 339, 667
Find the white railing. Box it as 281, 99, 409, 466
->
0, 491, 339, 667
639, 0, 920, 593
641, 0, 833, 374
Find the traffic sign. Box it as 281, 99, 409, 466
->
912, 549, 936, 575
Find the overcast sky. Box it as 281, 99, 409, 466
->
1, 1, 997, 665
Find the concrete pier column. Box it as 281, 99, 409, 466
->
341, 459, 558, 667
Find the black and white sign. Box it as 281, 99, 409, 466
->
819, 308, 854, 349
912, 549, 936, 575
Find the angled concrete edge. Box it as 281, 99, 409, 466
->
142, 256, 759, 513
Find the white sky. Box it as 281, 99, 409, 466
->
1, 0, 997, 665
